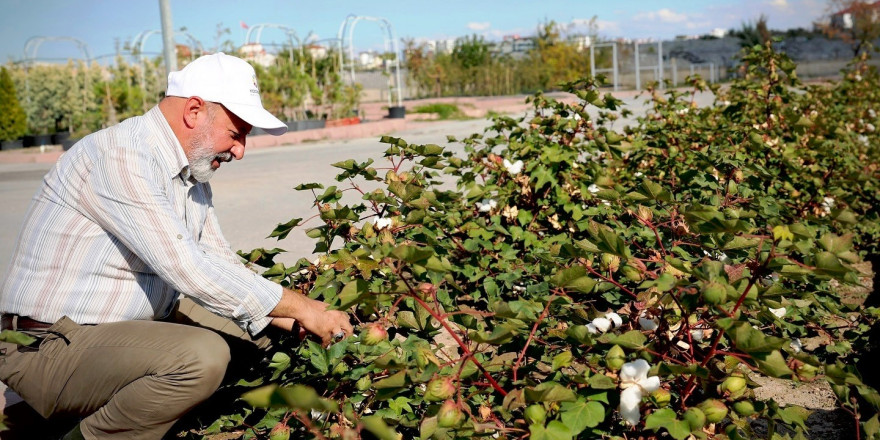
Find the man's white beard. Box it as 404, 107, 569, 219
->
187, 126, 232, 183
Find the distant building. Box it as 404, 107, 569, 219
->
306, 44, 328, 60
492, 35, 536, 57
425, 39, 456, 55
239, 43, 275, 66
710, 28, 728, 38
830, 0, 880, 30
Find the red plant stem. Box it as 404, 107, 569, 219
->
584, 265, 638, 299
408, 293, 508, 396
512, 295, 555, 382
635, 214, 668, 256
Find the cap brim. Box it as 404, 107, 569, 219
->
224, 102, 288, 136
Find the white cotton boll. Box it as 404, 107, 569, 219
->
676, 108, 689, 115
635, 172, 644, 177
503, 159, 524, 175
859, 135, 869, 146
810, 110, 818, 118
769, 307, 786, 318
867, 123, 876, 132
619, 386, 643, 426
869, 109, 876, 118
588, 184, 600, 194
477, 199, 497, 213
855, 74, 863, 82
639, 316, 658, 331
591, 317, 612, 333
690, 330, 704, 342
639, 376, 661, 393
620, 359, 651, 383
375, 217, 393, 230
722, 100, 731, 106
790, 338, 803, 353
606, 312, 623, 328
586, 323, 599, 334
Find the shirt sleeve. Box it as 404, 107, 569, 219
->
77, 147, 281, 334
197, 186, 279, 333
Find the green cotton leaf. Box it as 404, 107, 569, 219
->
294, 183, 323, 190
552, 351, 573, 371
390, 244, 434, 263
729, 322, 787, 353
772, 225, 794, 242
0, 330, 37, 346
587, 374, 616, 389
551, 266, 598, 294
373, 370, 408, 390
754, 350, 794, 378
819, 233, 854, 254
241, 384, 287, 408
524, 382, 577, 403
645, 409, 693, 440
268, 218, 302, 240
529, 421, 573, 440
338, 279, 369, 309
814, 251, 849, 277
722, 236, 761, 250
639, 179, 671, 201
560, 400, 605, 433
308, 340, 330, 374
776, 405, 811, 430
269, 352, 291, 380
361, 415, 399, 440
469, 323, 518, 345
603, 330, 647, 349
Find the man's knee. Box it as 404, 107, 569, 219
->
174, 327, 231, 394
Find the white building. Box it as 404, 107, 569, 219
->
239, 43, 275, 67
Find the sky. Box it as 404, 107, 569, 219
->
0, 0, 830, 64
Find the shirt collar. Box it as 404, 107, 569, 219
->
144, 106, 193, 183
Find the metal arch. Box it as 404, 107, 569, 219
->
23, 36, 92, 64
132, 29, 204, 63
244, 23, 300, 47
336, 15, 404, 107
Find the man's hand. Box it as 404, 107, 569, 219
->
269, 288, 353, 345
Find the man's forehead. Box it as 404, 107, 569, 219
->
217, 104, 252, 134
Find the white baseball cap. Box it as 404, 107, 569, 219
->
166, 52, 287, 135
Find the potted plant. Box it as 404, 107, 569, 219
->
0, 66, 27, 150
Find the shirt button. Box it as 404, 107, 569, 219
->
177, 234, 183, 240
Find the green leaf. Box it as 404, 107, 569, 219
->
728, 322, 786, 353
754, 350, 794, 378
269, 352, 291, 380
551, 266, 598, 294
604, 330, 647, 349
645, 409, 693, 440
361, 415, 399, 440
772, 225, 793, 242
268, 218, 302, 240
525, 382, 577, 403
530, 420, 573, 440
587, 374, 616, 389
339, 279, 369, 309
469, 323, 518, 345
552, 351, 573, 371
373, 370, 408, 389
560, 400, 605, 433
0, 330, 37, 346
391, 244, 434, 263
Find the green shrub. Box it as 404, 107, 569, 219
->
181, 43, 880, 440
413, 103, 466, 120
0, 67, 27, 141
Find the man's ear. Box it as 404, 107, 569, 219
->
182, 96, 206, 129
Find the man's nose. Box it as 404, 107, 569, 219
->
231, 140, 246, 160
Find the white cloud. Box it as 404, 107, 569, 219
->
595, 19, 622, 35
467, 22, 491, 31
633, 8, 689, 23
769, 0, 789, 9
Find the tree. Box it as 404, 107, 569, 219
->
821, 0, 880, 55
0, 66, 27, 141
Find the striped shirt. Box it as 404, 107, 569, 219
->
0, 106, 281, 334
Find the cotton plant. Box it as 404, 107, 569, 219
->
618, 359, 661, 426
502, 158, 524, 175
587, 312, 623, 334
476, 198, 497, 213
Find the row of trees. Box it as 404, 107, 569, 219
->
0, 46, 361, 142
402, 21, 597, 98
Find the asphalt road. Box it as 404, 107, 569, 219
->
0, 91, 715, 275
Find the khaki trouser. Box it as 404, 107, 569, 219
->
0, 298, 271, 439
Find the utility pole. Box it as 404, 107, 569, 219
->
158, 0, 177, 79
